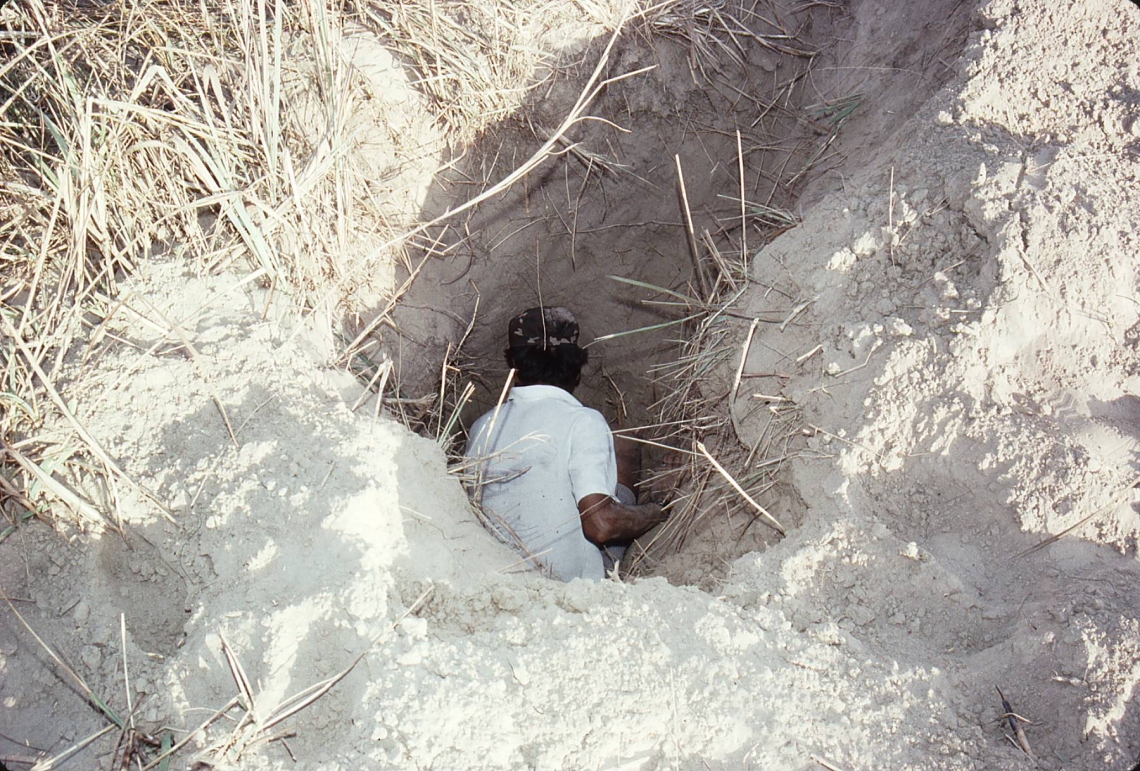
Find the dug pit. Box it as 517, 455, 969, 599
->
368, 0, 973, 584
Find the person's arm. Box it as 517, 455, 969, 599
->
577, 494, 666, 545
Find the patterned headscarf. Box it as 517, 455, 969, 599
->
508, 306, 580, 351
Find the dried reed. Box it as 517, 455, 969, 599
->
2, 0, 391, 531
608, 30, 833, 572
1, 0, 622, 535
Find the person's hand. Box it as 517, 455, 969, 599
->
643, 452, 684, 507
638, 501, 668, 527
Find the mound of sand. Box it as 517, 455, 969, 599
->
3, 1, 1140, 770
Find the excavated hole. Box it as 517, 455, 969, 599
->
371, 3, 971, 587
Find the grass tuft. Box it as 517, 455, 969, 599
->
0, 0, 608, 533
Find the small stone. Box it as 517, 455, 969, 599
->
169, 489, 190, 512
74, 600, 91, 628
396, 650, 422, 666
80, 645, 103, 671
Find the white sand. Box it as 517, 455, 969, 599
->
3, 1, 1140, 769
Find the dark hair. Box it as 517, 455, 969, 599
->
505, 344, 589, 392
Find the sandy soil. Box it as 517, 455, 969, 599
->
3, 0, 1140, 769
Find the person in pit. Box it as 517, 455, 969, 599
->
464, 306, 667, 581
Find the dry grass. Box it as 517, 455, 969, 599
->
642, 0, 816, 76
356, 0, 558, 141
1, 0, 351, 531
0, 0, 627, 535
610, 246, 803, 574
615, 108, 822, 575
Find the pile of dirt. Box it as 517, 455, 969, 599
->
3, 1, 1140, 770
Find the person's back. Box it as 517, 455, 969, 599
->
467, 384, 615, 580
464, 306, 666, 581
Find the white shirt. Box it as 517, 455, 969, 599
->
465, 385, 617, 581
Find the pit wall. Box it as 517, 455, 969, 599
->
384, 0, 856, 427
727, 0, 1140, 764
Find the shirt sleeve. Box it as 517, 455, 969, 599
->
566, 409, 618, 504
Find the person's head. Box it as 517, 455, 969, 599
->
504, 306, 588, 393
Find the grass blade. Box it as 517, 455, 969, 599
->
218, 634, 257, 717
589, 311, 706, 345
608, 275, 699, 305
696, 440, 785, 535
2, 595, 124, 728
29, 725, 117, 771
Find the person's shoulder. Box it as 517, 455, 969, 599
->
515, 385, 584, 414
569, 403, 610, 434
469, 408, 493, 432
466, 407, 498, 450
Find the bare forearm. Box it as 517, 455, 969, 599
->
578, 494, 666, 545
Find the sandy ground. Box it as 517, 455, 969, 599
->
3, 0, 1140, 769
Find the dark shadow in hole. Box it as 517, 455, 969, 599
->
373, 26, 838, 432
